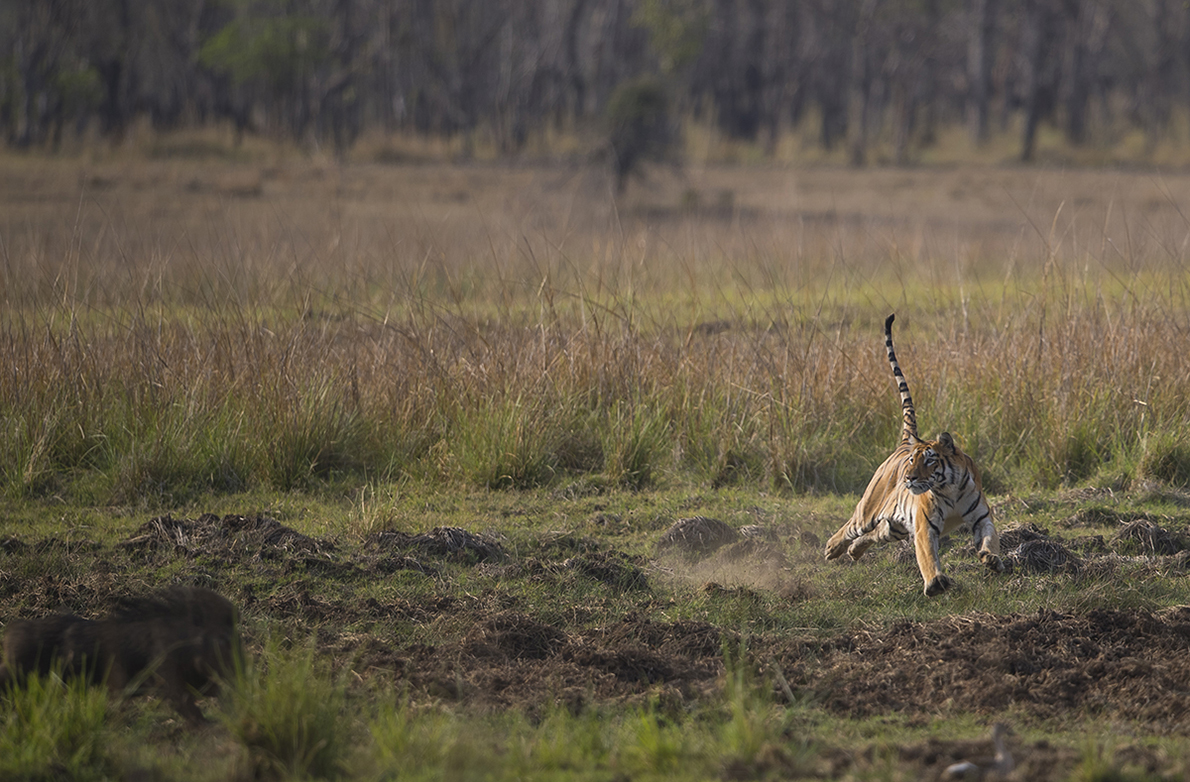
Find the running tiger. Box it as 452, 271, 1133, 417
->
824, 314, 1004, 596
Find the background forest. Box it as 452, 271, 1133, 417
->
4, 0, 1190, 165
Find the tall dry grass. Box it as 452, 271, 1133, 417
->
3, 157, 1190, 503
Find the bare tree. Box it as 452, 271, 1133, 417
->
967, 0, 997, 144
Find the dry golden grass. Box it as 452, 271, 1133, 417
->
3, 153, 1190, 500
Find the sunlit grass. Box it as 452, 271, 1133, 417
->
6, 158, 1190, 506
6, 275, 1190, 504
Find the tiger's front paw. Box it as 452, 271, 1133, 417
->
824, 534, 849, 561
924, 574, 954, 597
981, 552, 1005, 573
847, 538, 873, 560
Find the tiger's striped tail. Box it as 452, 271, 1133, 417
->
885, 313, 919, 444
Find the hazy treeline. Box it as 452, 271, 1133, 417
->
1, 0, 1186, 161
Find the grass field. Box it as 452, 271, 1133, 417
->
3, 151, 1190, 779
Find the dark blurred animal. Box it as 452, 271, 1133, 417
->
825, 314, 1004, 596
0, 586, 241, 723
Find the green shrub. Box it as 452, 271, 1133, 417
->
606, 76, 678, 193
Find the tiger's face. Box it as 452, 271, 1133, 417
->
903, 433, 956, 494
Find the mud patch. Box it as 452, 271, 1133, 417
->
463, 612, 569, 660
377, 614, 728, 713
804, 607, 1190, 729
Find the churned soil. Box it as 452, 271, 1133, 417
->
4, 513, 1189, 777
797, 607, 1190, 727
351, 601, 1190, 732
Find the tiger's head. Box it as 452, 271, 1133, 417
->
903, 432, 957, 494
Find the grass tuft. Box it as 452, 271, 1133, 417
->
0, 672, 113, 782
222, 635, 351, 780
1138, 433, 1190, 488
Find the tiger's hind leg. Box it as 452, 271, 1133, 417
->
956, 495, 1004, 573
969, 505, 1004, 573
825, 518, 903, 562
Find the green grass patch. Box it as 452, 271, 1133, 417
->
0, 672, 114, 781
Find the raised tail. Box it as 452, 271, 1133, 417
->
884, 314, 919, 444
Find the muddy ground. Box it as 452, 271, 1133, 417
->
3, 512, 1188, 779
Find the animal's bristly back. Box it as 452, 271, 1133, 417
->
884, 313, 919, 444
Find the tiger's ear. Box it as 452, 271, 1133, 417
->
937, 432, 956, 452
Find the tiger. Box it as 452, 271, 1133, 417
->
824, 314, 1004, 596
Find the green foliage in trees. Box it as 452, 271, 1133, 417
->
631, 0, 709, 74
53, 60, 103, 116
199, 15, 330, 91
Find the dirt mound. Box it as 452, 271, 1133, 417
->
997, 522, 1049, 549
1060, 506, 1130, 528
365, 554, 438, 577
992, 523, 1081, 574
656, 516, 740, 556
372, 614, 725, 714
120, 513, 332, 559
738, 524, 776, 541
463, 612, 570, 660
711, 537, 786, 567
373, 605, 1190, 734
562, 553, 648, 590
831, 727, 1089, 782
368, 526, 504, 563
1111, 519, 1181, 555
1006, 538, 1082, 574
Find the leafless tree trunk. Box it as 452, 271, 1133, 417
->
848, 0, 880, 166
1019, 0, 1059, 162
966, 0, 996, 144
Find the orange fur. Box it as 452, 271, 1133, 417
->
824, 315, 1004, 596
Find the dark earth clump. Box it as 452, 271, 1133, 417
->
367, 526, 504, 563
997, 522, 1050, 549
1111, 519, 1182, 555
562, 552, 649, 590
656, 516, 740, 555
